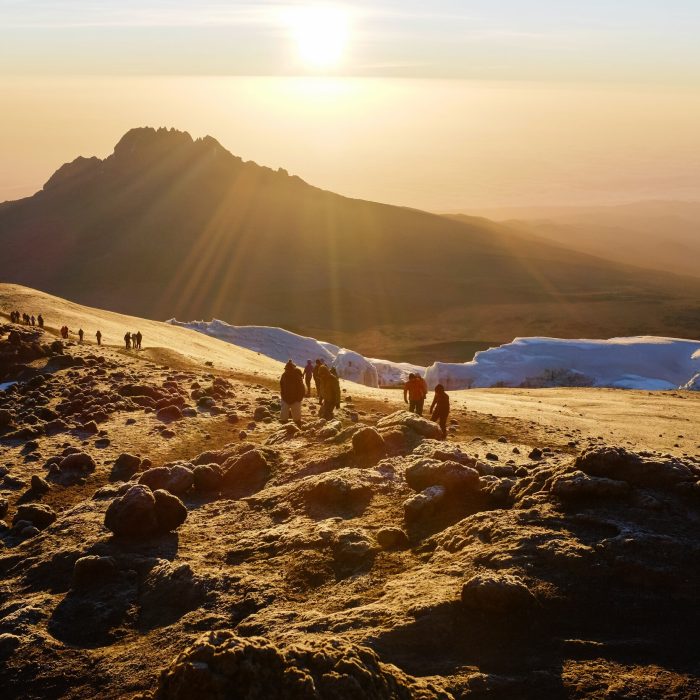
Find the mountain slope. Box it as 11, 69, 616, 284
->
450, 201, 700, 279
1, 127, 699, 360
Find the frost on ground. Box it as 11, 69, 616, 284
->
2, 307, 700, 700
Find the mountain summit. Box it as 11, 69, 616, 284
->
1, 127, 698, 359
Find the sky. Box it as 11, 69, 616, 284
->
3, 1, 700, 81
1, 1, 700, 209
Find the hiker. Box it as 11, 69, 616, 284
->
78, 328, 84, 343
30, 315, 35, 326
430, 384, 450, 440
417, 373, 428, 414
135, 331, 143, 350
280, 360, 306, 428
319, 365, 341, 420
61, 325, 69, 339
303, 360, 314, 397
37, 314, 44, 328
312, 359, 324, 402
124, 331, 131, 349
96, 330, 102, 346
404, 373, 427, 415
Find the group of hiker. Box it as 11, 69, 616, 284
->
280, 360, 451, 439
59, 326, 105, 346
9, 311, 43, 328
403, 371, 450, 439
281, 359, 341, 427
124, 331, 143, 350
4, 311, 132, 351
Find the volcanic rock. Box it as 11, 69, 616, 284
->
461, 572, 536, 613
12, 503, 56, 529
137, 631, 452, 700
352, 426, 387, 456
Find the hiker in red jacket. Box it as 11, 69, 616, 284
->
403, 373, 427, 415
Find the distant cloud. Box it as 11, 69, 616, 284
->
1, 1, 282, 28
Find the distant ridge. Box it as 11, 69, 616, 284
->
1, 127, 699, 361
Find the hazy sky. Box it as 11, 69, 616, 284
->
3, 1, 700, 81
1, 2, 699, 210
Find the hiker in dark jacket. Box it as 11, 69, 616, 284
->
135, 331, 143, 350
280, 360, 306, 427
303, 360, 314, 397
319, 365, 341, 420
78, 328, 84, 343
37, 314, 44, 328
124, 332, 131, 350
430, 384, 450, 440
96, 330, 102, 346
312, 359, 325, 402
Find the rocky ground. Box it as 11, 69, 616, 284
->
1, 317, 700, 699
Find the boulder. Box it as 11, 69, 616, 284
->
136, 632, 452, 700
479, 476, 515, 506
253, 405, 270, 421
461, 572, 535, 613
139, 464, 193, 495
30, 474, 51, 494
265, 423, 301, 445
111, 453, 141, 481
332, 529, 377, 570
12, 503, 56, 529
156, 405, 183, 422
376, 527, 409, 550
303, 474, 373, 513
0, 633, 21, 659
405, 459, 480, 494
352, 427, 386, 456
138, 561, 208, 630
58, 452, 96, 474
192, 464, 223, 492
412, 441, 476, 466
551, 471, 631, 501
377, 411, 443, 441
44, 418, 69, 435
153, 490, 188, 532
222, 449, 270, 492
72, 556, 119, 591
403, 485, 446, 524
105, 484, 159, 537
317, 420, 342, 439
575, 447, 695, 488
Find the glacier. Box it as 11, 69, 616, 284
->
167, 320, 700, 393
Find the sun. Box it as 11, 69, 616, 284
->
286, 5, 350, 71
